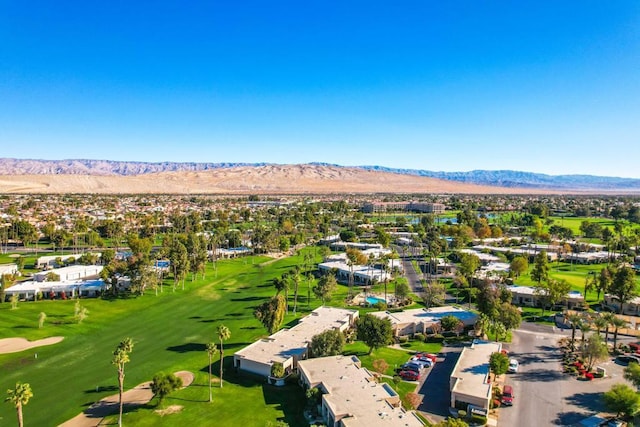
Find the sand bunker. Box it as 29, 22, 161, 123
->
0, 336, 64, 354
60, 370, 194, 427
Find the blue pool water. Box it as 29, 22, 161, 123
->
366, 296, 386, 305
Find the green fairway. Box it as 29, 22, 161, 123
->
0, 251, 336, 427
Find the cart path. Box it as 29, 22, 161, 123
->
59, 371, 194, 427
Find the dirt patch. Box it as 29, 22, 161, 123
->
0, 336, 64, 354
154, 405, 183, 416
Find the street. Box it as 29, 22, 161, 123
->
500, 325, 631, 426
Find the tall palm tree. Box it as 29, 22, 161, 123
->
217, 325, 231, 388
579, 322, 591, 354
112, 338, 134, 427
603, 313, 617, 344
592, 315, 608, 339
611, 316, 629, 351
205, 343, 218, 403
5, 382, 32, 427
566, 313, 583, 351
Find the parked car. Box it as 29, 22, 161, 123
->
629, 342, 640, 354
508, 359, 519, 373
399, 362, 423, 373
415, 352, 438, 362
501, 385, 514, 406
615, 354, 640, 366
399, 370, 420, 381
411, 356, 434, 368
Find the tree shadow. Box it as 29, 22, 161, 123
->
565, 391, 607, 411
84, 385, 118, 394
513, 368, 565, 382
230, 296, 264, 302
166, 343, 207, 353
553, 411, 590, 425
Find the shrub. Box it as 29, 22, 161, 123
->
491, 399, 501, 409
398, 336, 409, 344
457, 410, 467, 418
271, 362, 285, 378
427, 334, 445, 343
470, 415, 487, 425
413, 333, 425, 342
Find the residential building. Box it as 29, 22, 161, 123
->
370, 306, 477, 337
450, 340, 502, 415
507, 285, 585, 310
234, 306, 358, 378
298, 355, 424, 427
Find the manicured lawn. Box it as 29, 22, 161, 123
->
343, 342, 412, 376
0, 250, 327, 427
398, 340, 443, 354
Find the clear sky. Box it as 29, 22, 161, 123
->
1, 1, 639, 177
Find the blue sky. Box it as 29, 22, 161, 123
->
1, 1, 639, 177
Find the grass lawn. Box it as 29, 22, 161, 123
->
398, 340, 443, 354
381, 377, 418, 409
0, 250, 329, 427
343, 342, 412, 376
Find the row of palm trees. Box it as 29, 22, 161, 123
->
566, 311, 629, 352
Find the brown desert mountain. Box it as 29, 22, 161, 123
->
0, 164, 547, 194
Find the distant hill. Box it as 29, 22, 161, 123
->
0, 158, 639, 192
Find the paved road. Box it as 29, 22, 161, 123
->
417, 346, 463, 424
500, 327, 631, 427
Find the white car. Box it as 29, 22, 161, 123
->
508, 358, 519, 373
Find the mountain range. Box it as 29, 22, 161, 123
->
0, 158, 638, 193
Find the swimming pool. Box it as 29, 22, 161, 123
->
366, 296, 387, 305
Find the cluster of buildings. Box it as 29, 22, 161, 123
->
3, 264, 106, 301
361, 202, 446, 214
317, 242, 401, 286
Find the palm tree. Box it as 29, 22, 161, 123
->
112, 338, 134, 427
217, 325, 231, 388
592, 315, 608, 339
603, 313, 617, 344
5, 382, 32, 427
579, 322, 591, 354
611, 316, 629, 351
566, 313, 583, 351
205, 342, 218, 403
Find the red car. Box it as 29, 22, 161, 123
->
399, 370, 420, 381
415, 353, 438, 362
629, 342, 640, 354
501, 385, 514, 406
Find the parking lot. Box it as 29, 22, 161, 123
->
500, 324, 633, 426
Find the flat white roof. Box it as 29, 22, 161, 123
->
298, 356, 423, 427
507, 285, 584, 300
451, 340, 501, 401
33, 264, 103, 278
371, 306, 478, 327
235, 306, 358, 366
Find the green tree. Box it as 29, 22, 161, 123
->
497, 302, 522, 337
458, 253, 480, 285
489, 352, 509, 376
205, 342, 218, 402
534, 278, 571, 316
611, 316, 629, 350
509, 256, 528, 278
112, 338, 134, 427
5, 382, 33, 427
394, 280, 411, 302
624, 362, 640, 390
422, 281, 445, 308
583, 333, 609, 371
310, 329, 345, 357
609, 266, 637, 314
217, 325, 231, 388
38, 312, 46, 329
254, 294, 287, 334
531, 251, 550, 286
150, 372, 182, 407
440, 315, 463, 333
603, 383, 640, 419
356, 314, 393, 355
313, 273, 337, 304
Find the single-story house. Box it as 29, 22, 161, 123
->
603, 294, 640, 316
234, 306, 358, 378
370, 306, 478, 337
450, 340, 502, 415
0, 263, 19, 277
298, 355, 424, 427
36, 253, 99, 269
4, 279, 107, 301
33, 265, 104, 283
507, 285, 584, 310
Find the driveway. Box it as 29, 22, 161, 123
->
500, 326, 631, 426
416, 345, 463, 424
